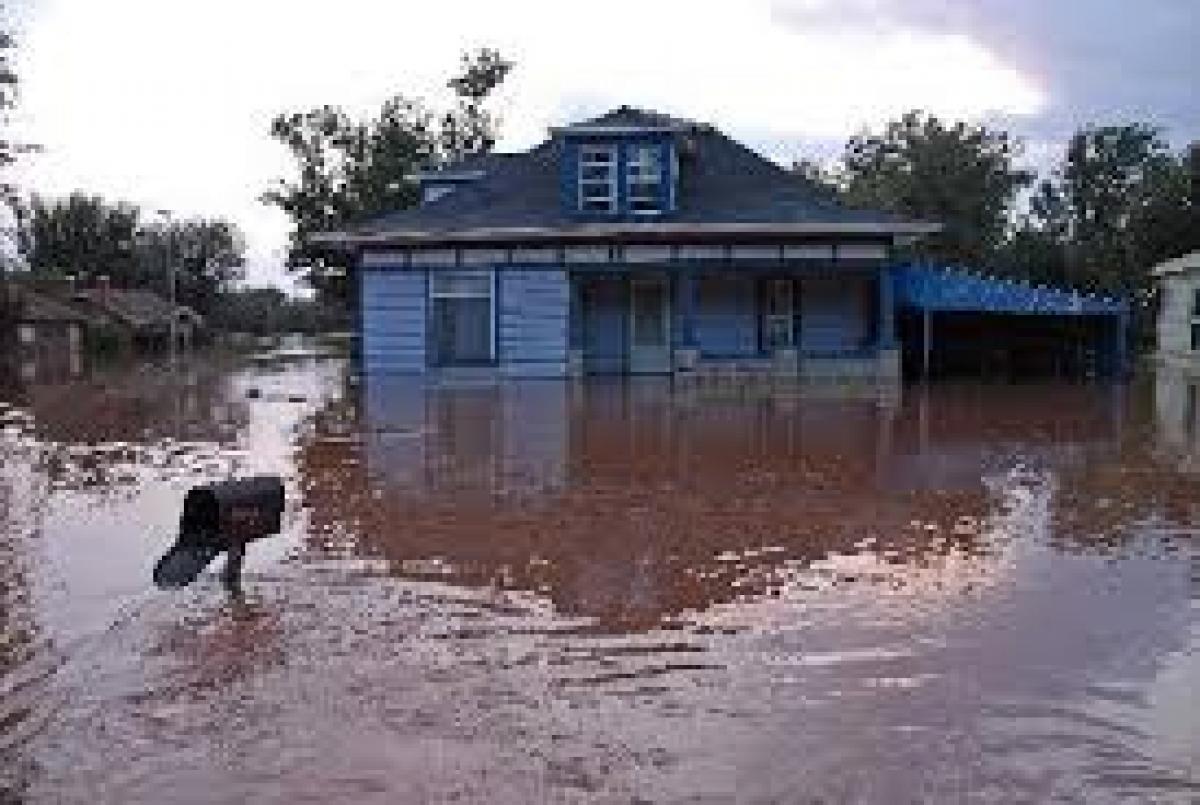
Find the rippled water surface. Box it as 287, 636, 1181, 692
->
1, 344, 1196, 804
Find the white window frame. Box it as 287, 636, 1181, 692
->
626, 144, 663, 215
578, 144, 617, 213
429, 270, 496, 362
764, 278, 794, 349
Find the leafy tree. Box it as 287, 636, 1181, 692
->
17, 193, 246, 317
0, 7, 37, 213
135, 218, 246, 316
441, 48, 513, 161
212, 287, 340, 335
262, 48, 513, 307
18, 193, 140, 279
841, 111, 1034, 265
1022, 126, 1199, 311
789, 158, 843, 201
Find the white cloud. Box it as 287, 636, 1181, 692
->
13, 0, 1046, 289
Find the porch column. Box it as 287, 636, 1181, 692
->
1113, 310, 1130, 379
568, 273, 583, 349
676, 271, 697, 348
567, 273, 585, 377
673, 271, 699, 373
876, 266, 900, 381
876, 267, 897, 349
922, 308, 933, 380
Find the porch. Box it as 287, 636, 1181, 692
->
566, 267, 897, 380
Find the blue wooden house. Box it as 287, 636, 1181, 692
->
315, 106, 1126, 381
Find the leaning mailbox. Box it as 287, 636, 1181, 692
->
153, 476, 285, 590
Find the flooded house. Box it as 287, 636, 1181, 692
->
316, 106, 1130, 383
315, 107, 937, 382
3, 276, 202, 361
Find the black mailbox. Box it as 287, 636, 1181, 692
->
153, 476, 285, 590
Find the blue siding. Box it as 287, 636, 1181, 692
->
695, 276, 758, 357
799, 277, 870, 352
499, 269, 569, 377
361, 269, 427, 373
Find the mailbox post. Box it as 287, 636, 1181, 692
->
154, 476, 285, 592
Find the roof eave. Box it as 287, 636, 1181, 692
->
311, 221, 942, 248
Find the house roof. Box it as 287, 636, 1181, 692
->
315, 107, 939, 248
74, 288, 202, 329
552, 105, 697, 134
15, 288, 91, 323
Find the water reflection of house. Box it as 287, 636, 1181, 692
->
3, 360, 249, 491
298, 379, 1154, 629
1154, 368, 1200, 475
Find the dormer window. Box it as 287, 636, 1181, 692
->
578, 145, 617, 213
626, 144, 663, 214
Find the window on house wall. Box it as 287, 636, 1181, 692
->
578, 145, 617, 213
626, 144, 663, 214
763, 279, 794, 349
429, 271, 494, 366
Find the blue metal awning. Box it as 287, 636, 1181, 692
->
893, 264, 1128, 316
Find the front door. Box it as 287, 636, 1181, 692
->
629, 277, 671, 374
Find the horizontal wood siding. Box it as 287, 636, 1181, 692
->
695, 276, 758, 357
499, 269, 569, 377
361, 269, 427, 373
799, 276, 870, 352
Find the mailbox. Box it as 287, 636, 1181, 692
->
153, 476, 285, 589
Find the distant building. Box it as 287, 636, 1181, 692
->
5, 276, 203, 355
1153, 251, 1200, 373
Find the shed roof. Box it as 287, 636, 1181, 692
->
74, 288, 202, 329
1150, 251, 1200, 278
16, 288, 91, 323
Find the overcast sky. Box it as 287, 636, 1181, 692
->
7, 0, 1199, 289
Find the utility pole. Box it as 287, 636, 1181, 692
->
157, 209, 176, 366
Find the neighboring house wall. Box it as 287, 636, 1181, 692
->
1157, 270, 1200, 370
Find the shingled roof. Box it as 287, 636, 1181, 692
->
317, 107, 936, 247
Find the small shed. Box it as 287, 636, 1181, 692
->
893, 264, 1129, 379
1152, 251, 1200, 373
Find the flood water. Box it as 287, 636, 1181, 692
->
1, 343, 1196, 804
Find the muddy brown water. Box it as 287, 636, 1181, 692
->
0, 344, 1196, 804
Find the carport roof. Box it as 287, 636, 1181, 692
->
894, 264, 1128, 316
